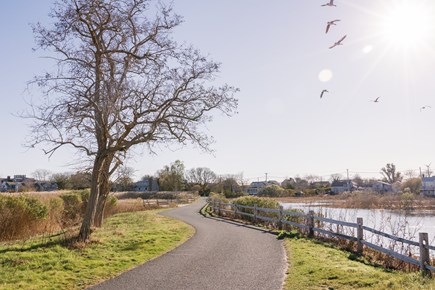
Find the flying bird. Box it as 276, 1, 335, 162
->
420, 105, 431, 111
329, 35, 347, 49
320, 89, 329, 98
321, 0, 336, 7
326, 20, 340, 34
371, 97, 380, 103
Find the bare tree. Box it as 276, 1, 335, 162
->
186, 167, 217, 195
381, 163, 402, 184
352, 174, 364, 188
113, 165, 135, 191
157, 160, 186, 191
330, 173, 343, 182
404, 169, 417, 179
424, 163, 433, 177
28, 0, 238, 242
32, 169, 51, 181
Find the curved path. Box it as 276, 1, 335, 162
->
90, 199, 287, 290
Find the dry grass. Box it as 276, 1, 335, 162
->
277, 192, 435, 210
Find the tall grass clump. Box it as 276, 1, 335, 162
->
0, 195, 62, 241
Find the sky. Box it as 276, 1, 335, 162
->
1, 0, 435, 183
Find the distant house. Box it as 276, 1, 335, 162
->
372, 181, 393, 193
133, 177, 159, 192
247, 181, 267, 195
34, 182, 59, 192
421, 176, 435, 197
330, 180, 356, 194
0, 175, 58, 192
247, 181, 280, 195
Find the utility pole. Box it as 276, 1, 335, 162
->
265, 173, 268, 182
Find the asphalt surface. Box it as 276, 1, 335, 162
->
90, 199, 287, 290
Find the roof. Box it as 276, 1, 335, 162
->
422, 176, 435, 182
331, 180, 351, 187
249, 182, 267, 188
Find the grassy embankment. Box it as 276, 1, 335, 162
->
0, 210, 194, 290
284, 236, 435, 290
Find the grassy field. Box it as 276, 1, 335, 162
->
284, 236, 435, 290
0, 210, 194, 290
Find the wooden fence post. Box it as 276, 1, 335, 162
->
233, 203, 237, 219
419, 232, 431, 277
278, 206, 284, 230
308, 210, 314, 238
218, 200, 222, 216
253, 204, 257, 224
357, 217, 363, 255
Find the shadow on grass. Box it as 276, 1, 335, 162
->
0, 231, 83, 254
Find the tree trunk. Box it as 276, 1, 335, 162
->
77, 154, 105, 242
94, 194, 107, 228
94, 152, 115, 227
94, 165, 111, 227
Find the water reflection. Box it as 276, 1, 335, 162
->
281, 202, 435, 250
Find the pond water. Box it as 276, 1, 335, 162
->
280, 202, 435, 251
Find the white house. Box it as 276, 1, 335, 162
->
421, 176, 435, 197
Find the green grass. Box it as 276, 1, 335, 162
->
284, 236, 435, 290
0, 210, 194, 290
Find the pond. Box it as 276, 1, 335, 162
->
280, 202, 435, 250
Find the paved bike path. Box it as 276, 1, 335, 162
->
90, 199, 287, 290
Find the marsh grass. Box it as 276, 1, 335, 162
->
284, 236, 435, 290
0, 210, 194, 290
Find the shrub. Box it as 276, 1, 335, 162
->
233, 196, 280, 209
232, 196, 280, 223
258, 185, 291, 197
0, 195, 50, 241
59, 192, 84, 225
103, 195, 118, 217
208, 192, 228, 203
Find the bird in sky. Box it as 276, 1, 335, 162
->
329, 35, 347, 49
321, 0, 336, 7
420, 105, 431, 111
371, 97, 380, 103
320, 89, 329, 98
326, 20, 340, 34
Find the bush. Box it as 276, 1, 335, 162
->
104, 195, 118, 217
258, 185, 291, 197
0, 195, 50, 241
231, 196, 279, 225
233, 196, 280, 209
60, 192, 84, 225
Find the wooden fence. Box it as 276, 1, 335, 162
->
210, 200, 435, 276
143, 197, 196, 207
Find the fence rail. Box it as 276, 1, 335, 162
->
209, 199, 434, 276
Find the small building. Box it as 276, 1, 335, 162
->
330, 180, 356, 194
421, 176, 435, 197
133, 177, 159, 192
34, 182, 59, 192
247, 181, 280, 195
247, 181, 267, 195
372, 181, 393, 193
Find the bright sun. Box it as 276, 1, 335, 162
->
381, 1, 433, 49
